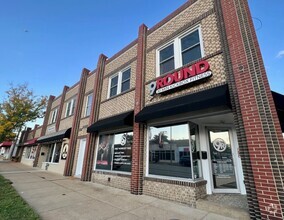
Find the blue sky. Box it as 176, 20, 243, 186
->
0, 0, 283, 103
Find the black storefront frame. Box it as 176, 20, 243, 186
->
94, 129, 133, 174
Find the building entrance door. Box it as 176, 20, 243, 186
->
75, 138, 86, 177
208, 128, 239, 193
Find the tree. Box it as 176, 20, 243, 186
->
0, 83, 47, 143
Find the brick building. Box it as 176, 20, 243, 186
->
17, 0, 284, 219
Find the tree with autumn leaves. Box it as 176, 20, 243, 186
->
0, 84, 47, 143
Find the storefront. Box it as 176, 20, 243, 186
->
87, 111, 134, 190
24, 0, 283, 218
20, 138, 38, 166
36, 128, 71, 174
0, 141, 12, 159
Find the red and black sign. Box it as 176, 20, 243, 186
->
149, 60, 212, 96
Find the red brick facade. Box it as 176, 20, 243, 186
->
220, 0, 284, 218
18, 1, 284, 219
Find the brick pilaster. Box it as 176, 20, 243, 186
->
64, 68, 90, 176
131, 24, 148, 195
81, 54, 107, 181
33, 95, 55, 167
56, 86, 69, 132
32, 124, 39, 138
219, 0, 284, 218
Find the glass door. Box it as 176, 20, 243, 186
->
208, 128, 238, 192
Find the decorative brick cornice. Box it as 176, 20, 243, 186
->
147, 0, 198, 35
147, 8, 215, 53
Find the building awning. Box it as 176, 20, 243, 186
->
23, 138, 38, 146
272, 91, 284, 132
37, 128, 71, 143
0, 141, 12, 147
87, 111, 134, 133
135, 84, 231, 123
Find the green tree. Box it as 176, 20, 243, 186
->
0, 83, 47, 143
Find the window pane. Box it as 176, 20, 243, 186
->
52, 144, 62, 163
160, 57, 175, 75
149, 124, 193, 179
182, 45, 201, 65
110, 86, 118, 97
96, 134, 114, 171
190, 124, 201, 179
121, 80, 130, 93
122, 69, 131, 81
66, 102, 71, 116
47, 144, 55, 162
112, 132, 133, 172
111, 75, 118, 87
181, 30, 200, 51
85, 95, 93, 116
160, 44, 174, 62
25, 147, 31, 159
71, 99, 76, 115
28, 146, 37, 160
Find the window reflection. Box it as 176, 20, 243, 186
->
148, 123, 201, 179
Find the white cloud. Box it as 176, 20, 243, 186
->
276, 50, 284, 58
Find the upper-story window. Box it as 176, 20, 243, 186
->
50, 108, 58, 124
108, 68, 131, 98
65, 98, 76, 117
157, 27, 203, 76
85, 94, 93, 117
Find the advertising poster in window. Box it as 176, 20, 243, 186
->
112, 133, 133, 172
96, 135, 114, 170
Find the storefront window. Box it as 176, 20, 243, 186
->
25, 146, 37, 159
46, 143, 62, 163
96, 132, 133, 173
148, 123, 201, 180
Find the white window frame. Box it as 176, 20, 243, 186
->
65, 98, 76, 117
84, 94, 93, 117
50, 108, 58, 124
156, 26, 204, 77
108, 67, 131, 98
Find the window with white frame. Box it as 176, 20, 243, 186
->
85, 94, 93, 117
157, 27, 203, 75
46, 142, 62, 163
108, 68, 131, 98
65, 98, 76, 117
50, 108, 58, 124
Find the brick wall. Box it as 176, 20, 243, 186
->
217, 0, 284, 218
143, 179, 206, 207
92, 171, 131, 191
145, 1, 226, 106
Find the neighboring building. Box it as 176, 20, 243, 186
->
16, 0, 284, 219
0, 141, 12, 159
19, 125, 42, 166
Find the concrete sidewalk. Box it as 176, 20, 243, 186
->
0, 161, 238, 220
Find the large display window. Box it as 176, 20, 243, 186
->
95, 132, 133, 173
148, 123, 201, 180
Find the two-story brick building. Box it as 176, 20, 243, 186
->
17, 0, 284, 219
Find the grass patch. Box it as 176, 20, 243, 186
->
0, 175, 40, 220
